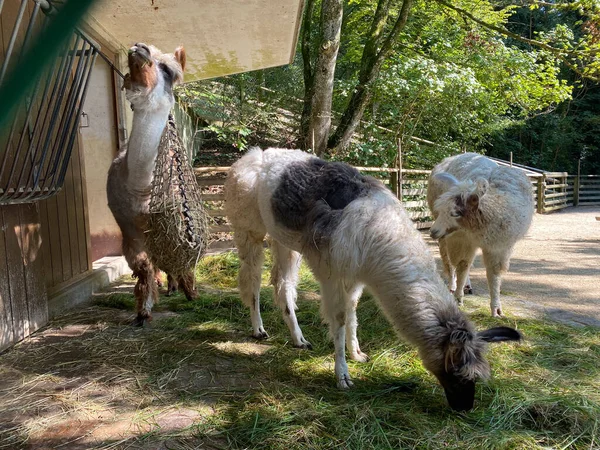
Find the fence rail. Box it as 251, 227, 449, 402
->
196, 165, 600, 235
195, 165, 435, 235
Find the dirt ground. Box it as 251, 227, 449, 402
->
0, 206, 598, 449
426, 205, 600, 327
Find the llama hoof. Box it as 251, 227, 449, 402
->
350, 350, 369, 363
252, 329, 269, 340
337, 374, 354, 389
491, 307, 503, 317
463, 285, 473, 295
294, 338, 313, 350
183, 290, 196, 301
131, 314, 151, 327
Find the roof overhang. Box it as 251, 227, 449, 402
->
85, 0, 305, 81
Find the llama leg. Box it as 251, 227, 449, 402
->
166, 274, 178, 296
447, 237, 477, 307
178, 270, 196, 301
482, 249, 511, 317
454, 260, 472, 306
345, 283, 368, 362
439, 238, 456, 292
131, 254, 158, 326
270, 240, 311, 349
463, 271, 473, 295
319, 278, 352, 389
123, 238, 158, 326
154, 269, 164, 288
235, 230, 268, 339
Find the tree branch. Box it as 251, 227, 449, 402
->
434, 0, 599, 81
375, 0, 413, 63
359, 0, 392, 79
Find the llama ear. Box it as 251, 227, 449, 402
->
174, 46, 186, 72
434, 172, 459, 189
475, 178, 489, 196
466, 192, 479, 210
449, 328, 474, 345
466, 179, 487, 211
477, 326, 522, 343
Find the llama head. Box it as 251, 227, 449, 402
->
430, 172, 489, 239
422, 322, 521, 411
123, 43, 186, 112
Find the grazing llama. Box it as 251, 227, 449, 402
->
225, 147, 521, 411
107, 42, 193, 326
427, 153, 534, 317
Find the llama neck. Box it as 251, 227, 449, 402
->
363, 243, 459, 350
125, 108, 170, 194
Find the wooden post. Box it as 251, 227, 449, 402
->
398, 138, 403, 202
537, 175, 545, 214
510, 152, 513, 167
390, 171, 398, 196
574, 159, 581, 207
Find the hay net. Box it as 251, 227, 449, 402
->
146, 114, 210, 277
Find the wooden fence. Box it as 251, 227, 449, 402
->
531, 172, 600, 213
195, 165, 600, 235
195, 166, 434, 234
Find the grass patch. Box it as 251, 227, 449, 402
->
1, 251, 599, 449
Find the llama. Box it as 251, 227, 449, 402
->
427, 153, 534, 317
107, 42, 193, 326
225, 147, 521, 411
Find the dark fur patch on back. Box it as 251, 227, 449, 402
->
271, 158, 382, 247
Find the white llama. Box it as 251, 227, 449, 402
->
225, 147, 521, 411
427, 153, 534, 317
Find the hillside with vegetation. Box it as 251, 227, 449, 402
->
176, 0, 600, 174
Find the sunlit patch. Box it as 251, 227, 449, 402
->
211, 341, 272, 356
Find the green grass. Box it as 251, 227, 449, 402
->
16, 250, 600, 449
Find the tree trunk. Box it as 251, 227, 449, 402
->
299, 0, 316, 148
328, 0, 413, 152
308, 0, 344, 156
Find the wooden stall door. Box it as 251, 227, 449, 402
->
38, 134, 90, 294
0, 203, 48, 352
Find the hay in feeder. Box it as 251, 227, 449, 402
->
145, 114, 210, 277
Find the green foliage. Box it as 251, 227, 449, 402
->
486, 2, 600, 173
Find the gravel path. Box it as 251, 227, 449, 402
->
426, 206, 600, 327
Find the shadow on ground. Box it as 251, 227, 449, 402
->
1, 268, 600, 449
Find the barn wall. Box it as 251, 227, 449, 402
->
38, 136, 91, 295
0, 204, 48, 352
79, 55, 122, 262
0, 0, 92, 351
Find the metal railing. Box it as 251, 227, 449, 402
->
0, 0, 99, 204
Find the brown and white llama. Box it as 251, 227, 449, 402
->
107, 42, 193, 326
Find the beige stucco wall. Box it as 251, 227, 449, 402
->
79, 57, 122, 261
